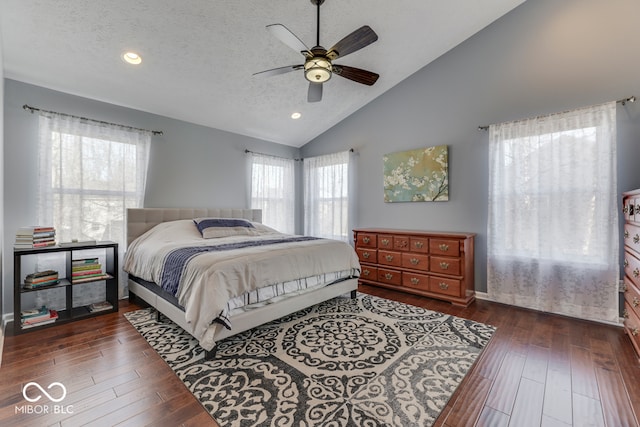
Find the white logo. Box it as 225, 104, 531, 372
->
22, 382, 67, 403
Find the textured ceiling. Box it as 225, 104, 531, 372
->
1, 0, 524, 147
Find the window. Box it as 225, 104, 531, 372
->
38, 114, 151, 297
249, 152, 295, 234
303, 151, 350, 240
487, 102, 618, 323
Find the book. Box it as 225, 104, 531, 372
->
73, 274, 111, 284
16, 226, 55, 235
24, 279, 60, 289
21, 308, 58, 326
21, 318, 57, 329
21, 306, 49, 318
59, 240, 97, 247
25, 270, 58, 279
88, 301, 113, 312
71, 269, 103, 277
72, 258, 100, 266
72, 263, 102, 272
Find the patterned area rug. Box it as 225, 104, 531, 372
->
124, 293, 495, 426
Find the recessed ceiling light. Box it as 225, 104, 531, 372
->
291, 112, 301, 119
122, 51, 142, 65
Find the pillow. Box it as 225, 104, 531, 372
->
193, 218, 260, 239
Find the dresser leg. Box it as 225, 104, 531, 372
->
350, 290, 357, 299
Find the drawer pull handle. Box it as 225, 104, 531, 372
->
634, 297, 639, 308
410, 258, 420, 265
385, 273, 393, 280
439, 262, 450, 270
439, 282, 449, 290
362, 252, 370, 259
636, 204, 640, 214
381, 238, 390, 246
410, 277, 420, 285
631, 205, 636, 216
633, 328, 639, 337
363, 269, 370, 276
624, 309, 629, 319
414, 241, 424, 248
397, 240, 408, 248
634, 268, 639, 278
363, 237, 370, 244
439, 244, 449, 251
385, 255, 394, 261
635, 234, 640, 244
625, 230, 630, 238
624, 205, 629, 214
624, 259, 629, 268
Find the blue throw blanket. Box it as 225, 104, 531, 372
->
160, 236, 320, 296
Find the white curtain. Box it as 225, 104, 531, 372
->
487, 101, 618, 323
38, 113, 151, 298
304, 150, 350, 241
248, 152, 295, 234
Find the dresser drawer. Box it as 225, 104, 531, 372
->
360, 266, 378, 282
378, 250, 402, 267
624, 223, 640, 255
409, 237, 429, 253
623, 250, 640, 288
430, 239, 460, 257
378, 235, 394, 250
378, 268, 402, 286
403, 272, 430, 291
430, 256, 461, 275
624, 300, 640, 355
429, 276, 462, 297
356, 233, 377, 248
624, 278, 640, 319
402, 253, 429, 271
356, 248, 377, 263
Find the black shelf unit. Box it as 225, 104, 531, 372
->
13, 241, 118, 334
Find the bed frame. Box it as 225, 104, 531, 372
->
126, 208, 358, 351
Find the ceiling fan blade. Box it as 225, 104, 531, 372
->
253, 64, 303, 78
333, 65, 379, 86
267, 24, 311, 56
308, 82, 323, 103
326, 26, 378, 60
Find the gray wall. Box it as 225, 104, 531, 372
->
300, 0, 640, 292
0, 23, 4, 328
2, 79, 299, 313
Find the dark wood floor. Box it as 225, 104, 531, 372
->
1, 285, 639, 426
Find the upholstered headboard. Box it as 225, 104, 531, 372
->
126, 208, 262, 247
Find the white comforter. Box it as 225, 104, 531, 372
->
123, 219, 360, 350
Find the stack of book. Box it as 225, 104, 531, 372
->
24, 270, 59, 289
72, 257, 110, 283
14, 226, 56, 249
21, 306, 59, 328
88, 301, 113, 312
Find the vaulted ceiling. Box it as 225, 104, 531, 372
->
1, 0, 524, 147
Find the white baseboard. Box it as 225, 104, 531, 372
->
473, 291, 623, 327
475, 291, 490, 301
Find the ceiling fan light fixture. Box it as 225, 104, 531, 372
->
122, 51, 142, 65
304, 58, 332, 83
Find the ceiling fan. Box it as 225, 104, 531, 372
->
253, 0, 379, 103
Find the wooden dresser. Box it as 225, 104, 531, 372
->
622, 189, 640, 359
353, 228, 475, 306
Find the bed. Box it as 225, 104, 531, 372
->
124, 208, 360, 354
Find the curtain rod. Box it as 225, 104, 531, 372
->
23, 104, 164, 136
245, 148, 354, 161
477, 96, 636, 131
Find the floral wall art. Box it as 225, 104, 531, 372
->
383, 145, 449, 202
